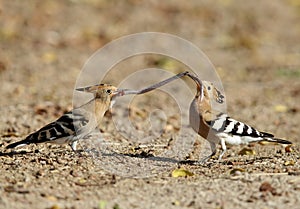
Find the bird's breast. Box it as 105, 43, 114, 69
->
189, 99, 201, 133
189, 98, 218, 142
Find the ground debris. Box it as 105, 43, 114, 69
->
259, 182, 278, 196
4, 185, 30, 194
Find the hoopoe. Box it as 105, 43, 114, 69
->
6, 72, 188, 152
6, 84, 124, 151
187, 72, 292, 163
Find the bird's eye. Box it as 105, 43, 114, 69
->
106, 89, 112, 94
207, 86, 211, 90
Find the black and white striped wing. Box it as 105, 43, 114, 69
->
208, 113, 273, 138
6, 109, 91, 149
26, 111, 89, 143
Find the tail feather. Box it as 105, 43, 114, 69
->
6, 140, 30, 149
265, 137, 292, 144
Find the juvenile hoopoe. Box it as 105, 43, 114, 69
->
6, 72, 188, 152
187, 72, 292, 163
6, 84, 124, 151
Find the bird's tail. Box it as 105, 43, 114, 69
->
6, 139, 30, 149
265, 137, 292, 144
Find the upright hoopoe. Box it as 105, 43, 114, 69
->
6, 84, 124, 151
187, 72, 292, 163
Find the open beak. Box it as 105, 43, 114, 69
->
112, 89, 125, 97
115, 89, 139, 96
110, 89, 126, 110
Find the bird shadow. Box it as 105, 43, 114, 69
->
0, 150, 35, 157
178, 159, 217, 167
86, 148, 179, 164
179, 156, 276, 167
0, 148, 85, 157
179, 159, 200, 165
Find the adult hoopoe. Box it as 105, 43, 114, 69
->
6, 84, 124, 151
187, 72, 292, 163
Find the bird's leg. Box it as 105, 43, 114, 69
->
69, 141, 85, 156
198, 141, 217, 164
218, 138, 227, 160
69, 141, 78, 152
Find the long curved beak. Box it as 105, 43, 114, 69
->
110, 89, 128, 110
77, 71, 189, 96
115, 71, 189, 96
112, 89, 129, 97
186, 72, 204, 100
116, 89, 139, 95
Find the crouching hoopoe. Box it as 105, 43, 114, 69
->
6, 72, 188, 152
6, 84, 124, 151
186, 72, 292, 163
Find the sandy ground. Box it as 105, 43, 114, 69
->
1, 1, 300, 209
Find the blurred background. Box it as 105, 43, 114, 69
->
1, 0, 299, 140
0, 1, 300, 208
1, 0, 300, 102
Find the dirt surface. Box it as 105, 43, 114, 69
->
1, 1, 300, 209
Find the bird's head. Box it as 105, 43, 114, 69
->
76, 84, 126, 108
186, 72, 225, 104
76, 84, 121, 96
202, 81, 225, 104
